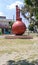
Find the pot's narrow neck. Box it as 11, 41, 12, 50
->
16, 18, 22, 22
16, 5, 20, 21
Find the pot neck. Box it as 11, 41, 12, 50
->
16, 18, 22, 21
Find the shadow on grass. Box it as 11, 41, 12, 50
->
4, 59, 38, 65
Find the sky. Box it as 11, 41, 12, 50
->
0, 0, 29, 27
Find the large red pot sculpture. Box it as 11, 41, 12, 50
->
12, 5, 26, 35
12, 18, 26, 35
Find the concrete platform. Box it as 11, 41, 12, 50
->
5, 35, 33, 39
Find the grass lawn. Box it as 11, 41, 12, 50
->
0, 36, 38, 64
0, 38, 34, 54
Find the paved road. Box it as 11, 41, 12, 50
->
0, 35, 5, 38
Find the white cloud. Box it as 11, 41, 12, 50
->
0, 12, 4, 16
7, 1, 23, 9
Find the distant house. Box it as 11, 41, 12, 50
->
0, 16, 13, 34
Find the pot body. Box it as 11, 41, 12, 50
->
12, 20, 26, 35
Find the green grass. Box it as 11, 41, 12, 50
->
0, 38, 38, 56
0, 38, 34, 45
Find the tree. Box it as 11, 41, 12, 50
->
8, 21, 14, 33
28, 23, 34, 31
21, 0, 38, 31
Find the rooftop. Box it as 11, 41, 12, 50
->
0, 19, 13, 22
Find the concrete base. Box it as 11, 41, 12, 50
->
5, 35, 33, 39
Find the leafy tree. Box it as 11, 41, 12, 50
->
28, 23, 34, 31
21, 0, 38, 31
8, 21, 14, 33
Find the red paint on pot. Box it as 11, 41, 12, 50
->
12, 5, 26, 35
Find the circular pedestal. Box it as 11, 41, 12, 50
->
5, 35, 33, 39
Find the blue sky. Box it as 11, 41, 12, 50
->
0, 0, 29, 27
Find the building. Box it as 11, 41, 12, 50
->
0, 16, 13, 34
